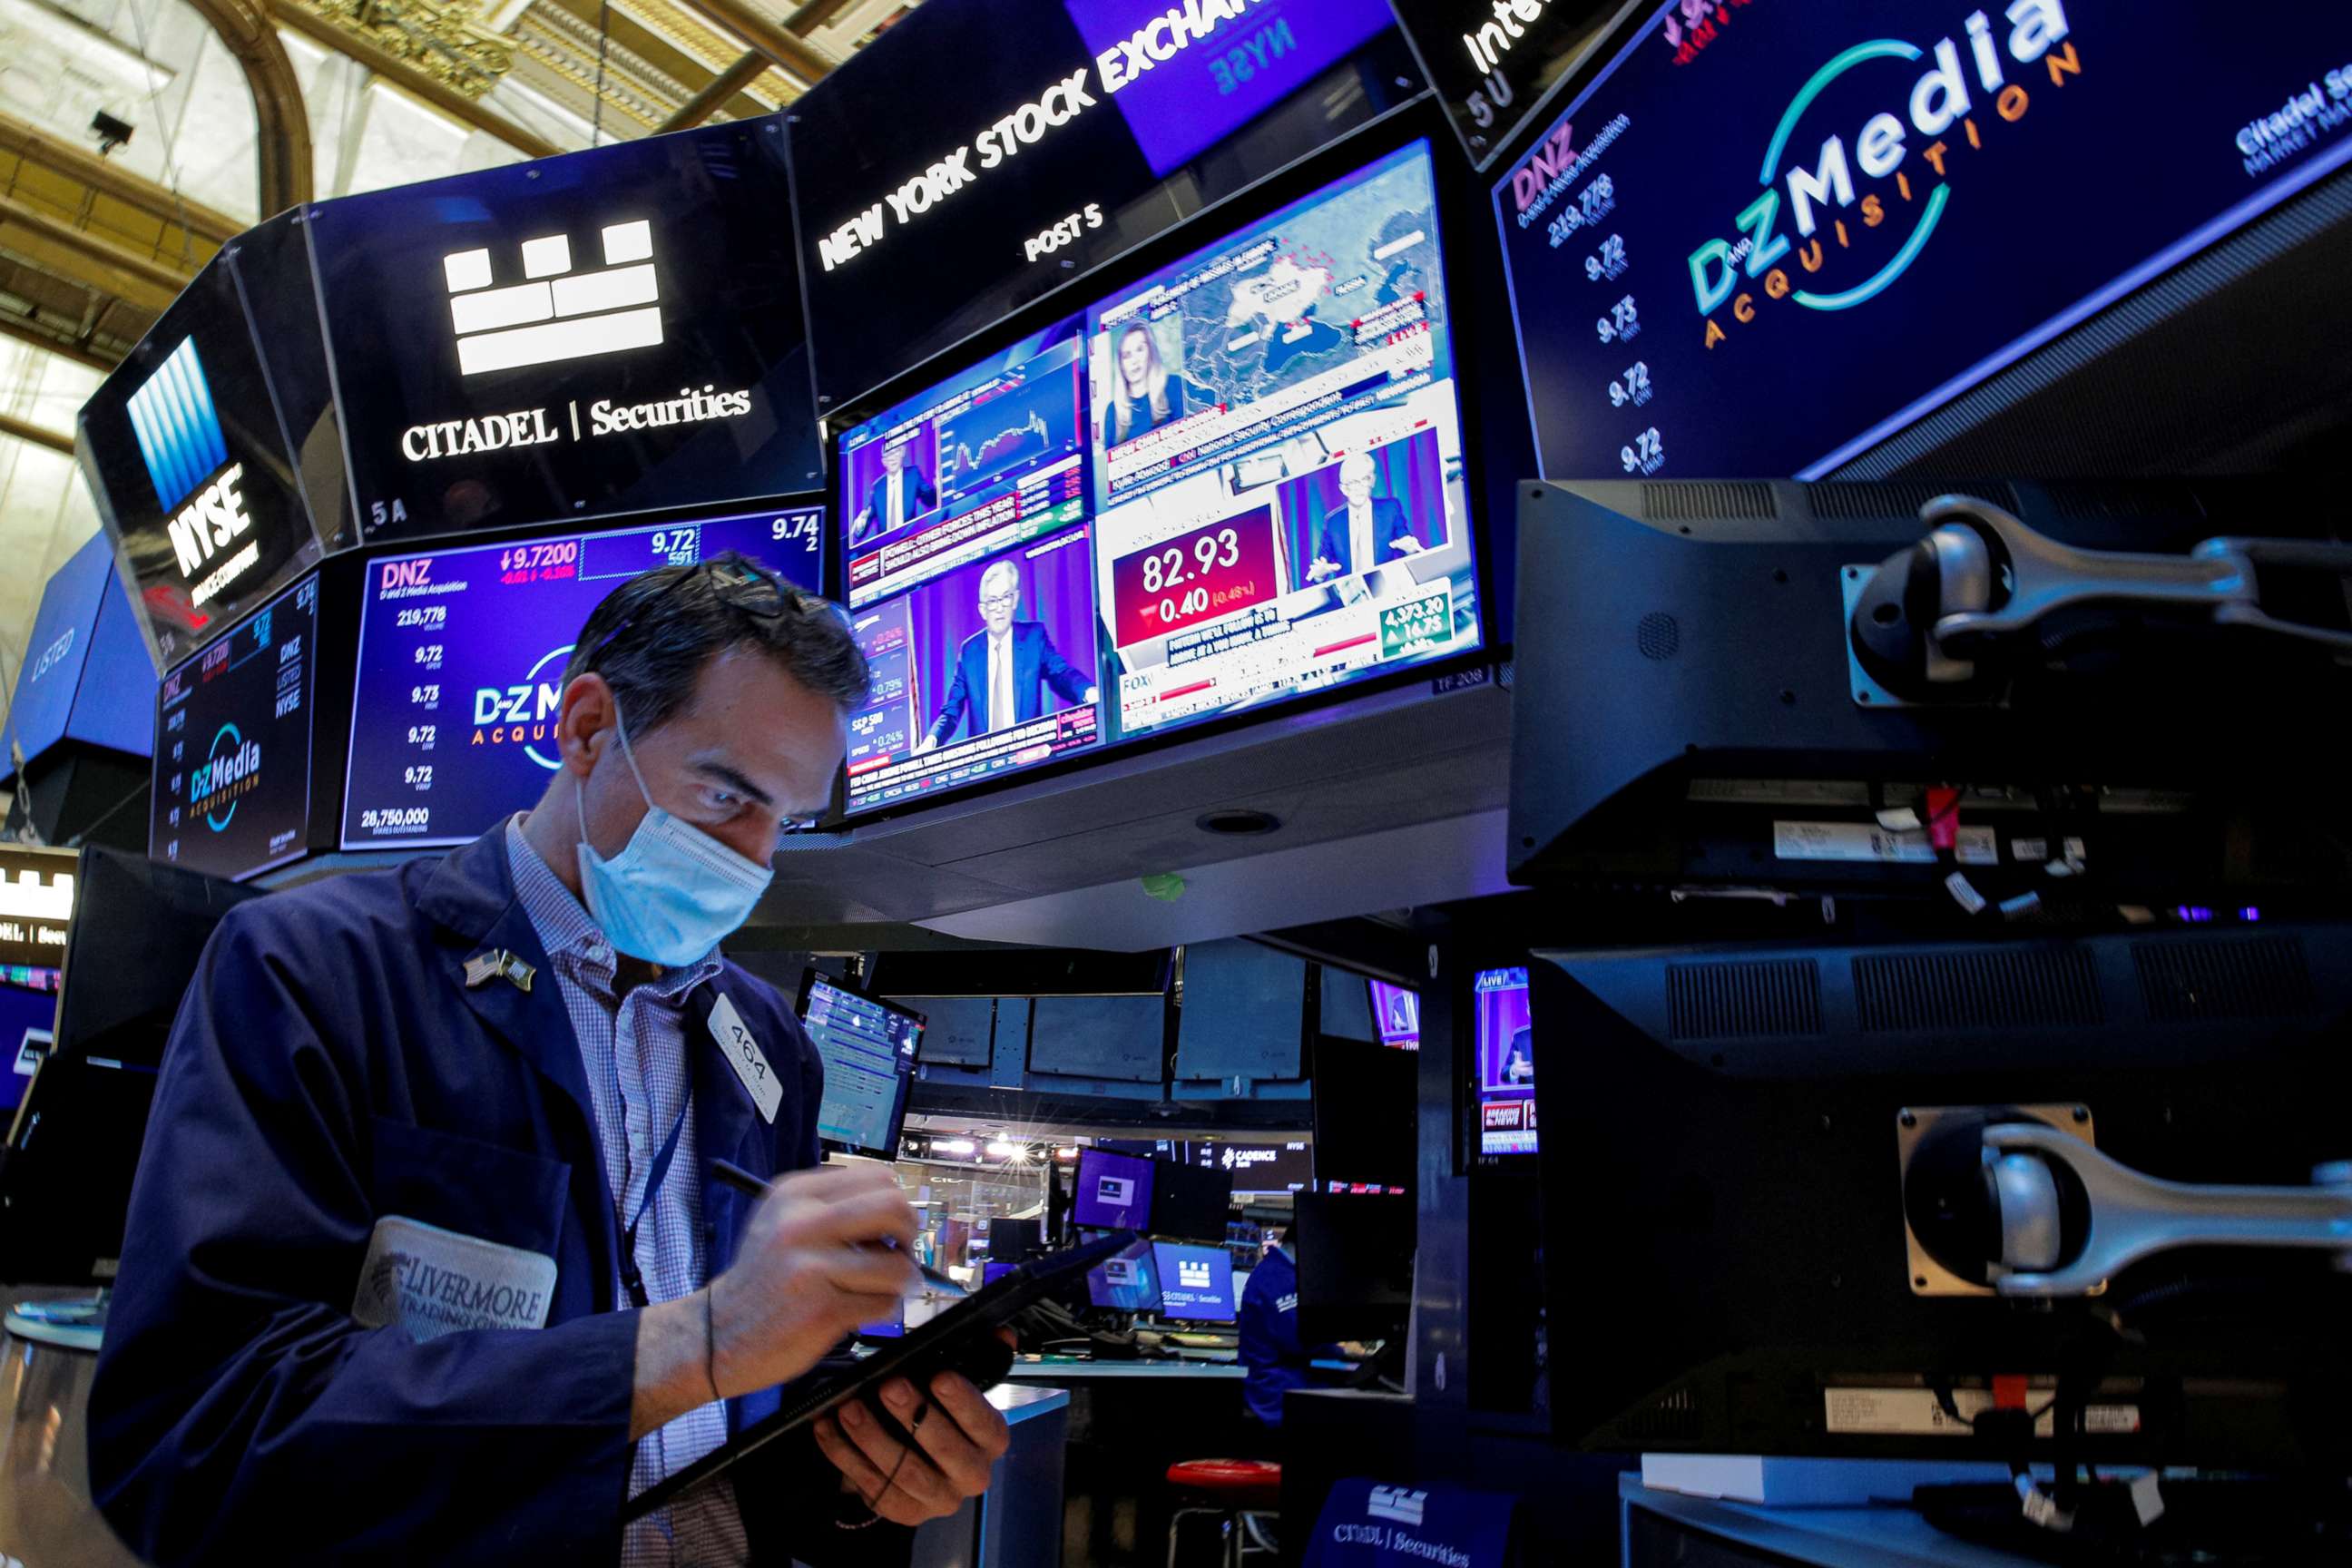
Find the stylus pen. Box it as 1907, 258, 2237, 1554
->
711, 1158, 961, 1291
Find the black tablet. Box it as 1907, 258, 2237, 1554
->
625, 1230, 1132, 1519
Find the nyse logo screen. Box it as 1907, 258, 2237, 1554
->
339, 509, 821, 851
125, 338, 260, 611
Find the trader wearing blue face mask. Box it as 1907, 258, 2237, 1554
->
90, 555, 1010, 1566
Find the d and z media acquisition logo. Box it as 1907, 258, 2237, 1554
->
1685, 0, 2081, 349
471, 642, 573, 770
188, 723, 263, 832
125, 338, 258, 610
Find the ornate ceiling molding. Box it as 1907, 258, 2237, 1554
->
288, 0, 514, 98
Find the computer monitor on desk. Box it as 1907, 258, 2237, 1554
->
1527, 926, 2352, 1479
1150, 1242, 1237, 1326
0, 848, 260, 1285
1293, 1191, 1413, 1345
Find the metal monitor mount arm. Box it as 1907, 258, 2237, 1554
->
1986, 1122, 2352, 1298
1847, 495, 2352, 699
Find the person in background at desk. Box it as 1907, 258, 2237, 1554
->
89, 555, 1009, 1565
1237, 1228, 1343, 1444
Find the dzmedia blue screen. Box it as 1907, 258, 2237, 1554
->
1492, 0, 2352, 480
152, 573, 320, 882
841, 138, 1483, 815
339, 505, 821, 850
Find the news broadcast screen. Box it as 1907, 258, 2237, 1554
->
838, 318, 1089, 611
151, 572, 319, 882
1369, 980, 1420, 1048
838, 136, 1483, 818
1475, 965, 1536, 1157
339, 505, 821, 850
1087, 138, 1479, 740
843, 524, 1104, 814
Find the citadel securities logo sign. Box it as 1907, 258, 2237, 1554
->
1687, 0, 2080, 350
125, 338, 259, 610
1176, 1258, 1215, 1289
397, 219, 753, 465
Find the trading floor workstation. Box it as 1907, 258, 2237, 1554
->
1, 0, 2349, 1563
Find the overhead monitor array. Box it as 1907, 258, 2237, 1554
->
838, 137, 1484, 816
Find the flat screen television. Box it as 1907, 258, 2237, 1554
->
1309, 1037, 1416, 1192
1147, 1157, 1235, 1245
1474, 965, 1536, 1157
338, 501, 822, 851
837, 131, 1485, 818
1151, 1240, 1238, 1324
796, 975, 923, 1161
1072, 1148, 1156, 1231
151, 572, 320, 881
1368, 980, 1420, 1048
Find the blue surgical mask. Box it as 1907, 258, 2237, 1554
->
574, 702, 772, 966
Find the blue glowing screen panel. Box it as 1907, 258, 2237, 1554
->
5, 533, 113, 772
1494, 0, 2352, 480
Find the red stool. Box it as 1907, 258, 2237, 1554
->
1165, 1459, 1281, 1568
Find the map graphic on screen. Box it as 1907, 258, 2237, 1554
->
340, 505, 820, 850
152, 573, 319, 882
1087, 139, 1480, 742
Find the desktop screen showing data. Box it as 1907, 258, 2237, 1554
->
801, 979, 922, 1158
838, 138, 1482, 816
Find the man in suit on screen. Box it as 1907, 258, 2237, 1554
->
915, 558, 1097, 751
1305, 450, 1425, 583
850, 438, 937, 547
